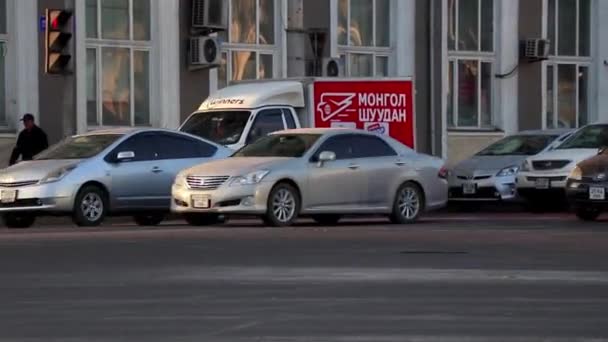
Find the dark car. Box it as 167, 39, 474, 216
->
566, 148, 608, 221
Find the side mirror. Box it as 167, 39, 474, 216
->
599, 146, 607, 155
317, 151, 336, 167
116, 151, 135, 162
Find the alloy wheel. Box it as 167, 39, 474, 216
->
80, 192, 104, 222
272, 188, 296, 223
398, 187, 420, 220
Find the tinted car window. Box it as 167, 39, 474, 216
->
283, 109, 297, 129
180, 111, 251, 145
558, 125, 608, 149
350, 135, 397, 158
247, 109, 285, 144
234, 134, 321, 158
476, 134, 558, 156
111, 133, 159, 162
156, 133, 218, 160
315, 135, 355, 160
36, 134, 123, 160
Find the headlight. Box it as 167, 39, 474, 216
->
497, 165, 519, 177
174, 173, 187, 188
230, 170, 270, 186
40, 165, 77, 184
568, 166, 582, 181
520, 160, 531, 172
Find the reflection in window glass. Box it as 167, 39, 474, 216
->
375, 0, 390, 47
481, 62, 492, 127
86, 49, 98, 125
133, 0, 151, 41
86, 0, 98, 38
101, 0, 129, 40
338, 0, 348, 45
134, 51, 149, 126
578, 66, 588, 127
230, 0, 256, 44
102, 47, 131, 126
349, 54, 373, 77
375, 56, 388, 77
447, 61, 454, 127
481, 0, 493, 52
458, 0, 478, 51
259, 0, 274, 45
457, 60, 478, 127
557, 64, 576, 128
546, 65, 554, 128
558, 0, 576, 56
218, 52, 228, 89
259, 54, 273, 79
232, 51, 256, 81
350, 0, 373, 46
447, 0, 456, 50
579, 0, 590, 56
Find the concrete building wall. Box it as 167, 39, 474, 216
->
517, 0, 543, 131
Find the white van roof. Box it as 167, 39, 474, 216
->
198, 80, 306, 111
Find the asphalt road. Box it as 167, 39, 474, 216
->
1, 213, 608, 341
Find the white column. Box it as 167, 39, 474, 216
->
393, 0, 415, 76
495, 0, 519, 134
329, 0, 338, 58
156, 0, 181, 129
595, 0, 608, 123
12, 0, 39, 128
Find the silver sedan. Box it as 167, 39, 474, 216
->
0, 128, 231, 228
172, 128, 448, 226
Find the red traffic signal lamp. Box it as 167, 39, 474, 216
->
45, 9, 73, 74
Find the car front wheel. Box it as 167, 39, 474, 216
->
72, 185, 108, 227
391, 182, 424, 224
264, 183, 300, 227
2, 213, 36, 229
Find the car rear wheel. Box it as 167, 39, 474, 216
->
2, 213, 36, 229
72, 185, 107, 227
391, 182, 424, 224
575, 207, 602, 221
184, 213, 220, 226
312, 214, 342, 226
264, 183, 300, 227
133, 214, 165, 226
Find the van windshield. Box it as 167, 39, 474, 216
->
180, 111, 251, 145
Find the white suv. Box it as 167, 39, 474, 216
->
517, 124, 608, 204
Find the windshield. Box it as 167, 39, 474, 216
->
180, 111, 251, 145
558, 125, 608, 149
233, 134, 321, 158
476, 135, 558, 156
36, 134, 123, 160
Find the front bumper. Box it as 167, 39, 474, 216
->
0, 181, 75, 213
171, 181, 275, 215
516, 171, 569, 198
448, 175, 517, 201
566, 180, 608, 207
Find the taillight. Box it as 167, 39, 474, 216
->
438, 166, 449, 179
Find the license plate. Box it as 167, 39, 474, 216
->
0, 190, 17, 203
589, 187, 606, 200
191, 195, 211, 209
535, 178, 550, 189
462, 183, 476, 195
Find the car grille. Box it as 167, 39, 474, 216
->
532, 160, 570, 171
456, 175, 492, 181
0, 180, 39, 188
527, 176, 567, 182
186, 176, 230, 190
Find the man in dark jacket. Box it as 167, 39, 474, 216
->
9, 114, 49, 166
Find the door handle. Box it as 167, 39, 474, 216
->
348, 164, 360, 170
395, 161, 406, 166
151, 167, 163, 173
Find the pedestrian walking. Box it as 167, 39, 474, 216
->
9, 114, 49, 166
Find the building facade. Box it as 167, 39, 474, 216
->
0, 0, 606, 166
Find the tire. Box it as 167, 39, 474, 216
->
312, 214, 342, 226
133, 214, 165, 226
72, 185, 108, 227
390, 182, 424, 224
264, 183, 300, 227
184, 213, 220, 226
2, 213, 36, 229
575, 207, 601, 221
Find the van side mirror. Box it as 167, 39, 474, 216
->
116, 151, 135, 162
317, 151, 336, 167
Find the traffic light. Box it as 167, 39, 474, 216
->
45, 9, 73, 74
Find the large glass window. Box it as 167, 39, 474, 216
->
447, 0, 494, 129
217, 0, 277, 88
544, 0, 591, 129
86, 0, 151, 127
337, 0, 391, 77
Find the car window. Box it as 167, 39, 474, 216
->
36, 134, 123, 160
233, 134, 321, 158
156, 133, 218, 160
315, 135, 355, 160
283, 109, 297, 129
180, 111, 251, 145
111, 133, 159, 162
558, 125, 608, 149
476, 134, 558, 156
350, 135, 397, 158
247, 109, 286, 144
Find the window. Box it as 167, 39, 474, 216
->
217, 0, 277, 88
544, 0, 591, 129
156, 133, 218, 160
283, 109, 296, 129
86, 0, 151, 127
36, 134, 124, 160
475, 135, 558, 156
246, 109, 285, 144
234, 134, 321, 158
447, 0, 494, 129
112, 133, 158, 162
0, 0, 7, 127
351, 135, 397, 158
337, 0, 391, 77
558, 125, 608, 150
180, 111, 251, 145
316, 135, 355, 160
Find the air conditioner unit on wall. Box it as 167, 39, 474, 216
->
189, 36, 220, 69
521, 38, 550, 61
322, 58, 344, 77
191, 0, 227, 32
